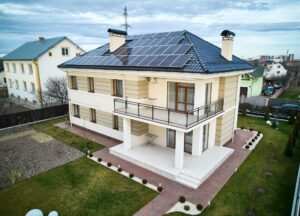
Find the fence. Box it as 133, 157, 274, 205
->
0, 104, 68, 129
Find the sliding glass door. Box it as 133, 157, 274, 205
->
168, 82, 195, 112
167, 129, 193, 154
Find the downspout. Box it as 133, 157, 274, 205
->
33, 60, 43, 105
123, 74, 126, 98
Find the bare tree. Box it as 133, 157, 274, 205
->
43, 77, 68, 105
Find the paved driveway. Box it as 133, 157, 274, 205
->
0, 126, 83, 189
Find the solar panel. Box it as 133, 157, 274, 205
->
158, 55, 178, 67
128, 56, 147, 66
139, 38, 152, 46
152, 46, 168, 55
147, 55, 167, 66
126, 55, 139, 65
157, 37, 171, 46
138, 56, 157, 66
143, 46, 159, 55
173, 44, 192, 54
166, 36, 182, 45
163, 45, 178, 55
130, 46, 143, 55
170, 54, 193, 67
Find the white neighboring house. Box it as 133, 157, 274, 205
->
0, 60, 6, 87
2, 36, 84, 108
263, 61, 288, 80
60, 29, 254, 188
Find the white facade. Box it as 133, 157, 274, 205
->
3, 38, 84, 108
0, 69, 6, 87
264, 62, 288, 80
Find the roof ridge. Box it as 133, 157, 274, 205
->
185, 32, 209, 72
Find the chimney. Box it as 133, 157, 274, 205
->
220, 30, 235, 61
107, 29, 127, 52
39, 37, 45, 41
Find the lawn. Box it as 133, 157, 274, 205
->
279, 88, 300, 100
31, 117, 103, 153
0, 157, 158, 216
201, 116, 300, 216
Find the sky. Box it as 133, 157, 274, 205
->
0, 0, 299, 59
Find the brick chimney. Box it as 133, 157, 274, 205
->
107, 29, 127, 52
220, 30, 235, 61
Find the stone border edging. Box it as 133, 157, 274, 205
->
167, 201, 202, 215
239, 129, 263, 150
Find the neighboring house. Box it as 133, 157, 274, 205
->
2, 36, 84, 108
59, 29, 253, 188
240, 66, 264, 97
0, 60, 6, 87
263, 61, 287, 80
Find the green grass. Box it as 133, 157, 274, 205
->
0, 157, 158, 216
279, 89, 300, 100
201, 116, 300, 216
31, 117, 103, 153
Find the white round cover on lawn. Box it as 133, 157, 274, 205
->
25, 209, 43, 216
48, 211, 58, 216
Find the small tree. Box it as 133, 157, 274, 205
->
43, 77, 68, 105
289, 110, 296, 125
264, 106, 270, 120
284, 135, 293, 157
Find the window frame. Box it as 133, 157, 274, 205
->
21, 64, 25, 74
90, 108, 96, 123
31, 82, 35, 93
112, 79, 123, 97
113, 115, 119, 130
23, 81, 27, 91
62, 47, 70, 56
15, 80, 19, 90
73, 104, 80, 118
70, 76, 78, 90
88, 77, 95, 92
28, 64, 33, 74
6, 63, 10, 72
12, 63, 16, 73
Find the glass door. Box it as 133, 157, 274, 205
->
167, 129, 193, 154
203, 124, 209, 152
175, 83, 195, 112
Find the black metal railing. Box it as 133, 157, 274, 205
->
114, 98, 224, 129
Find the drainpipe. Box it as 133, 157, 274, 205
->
33, 60, 43, 105
123, 74, 126, 98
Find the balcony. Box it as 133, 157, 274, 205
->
114, 98, 224, 129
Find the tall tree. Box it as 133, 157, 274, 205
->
43, 77, 68, 105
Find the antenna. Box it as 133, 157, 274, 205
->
121, 6, 131, 33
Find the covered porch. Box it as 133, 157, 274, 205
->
110, 143, 234, 189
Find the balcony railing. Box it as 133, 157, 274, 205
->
114, 98, 224, 129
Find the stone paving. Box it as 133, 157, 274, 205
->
0, 125, 83, 189
57, 122, 254, 216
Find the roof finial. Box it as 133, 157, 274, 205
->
121, 6, 131, 33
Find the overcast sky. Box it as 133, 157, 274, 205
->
0, 0, 299, 58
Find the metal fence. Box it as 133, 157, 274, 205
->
0, 104, 68, 129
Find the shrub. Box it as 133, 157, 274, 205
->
97, 158, 102, 162
157, 186, 163, 192
196, 204, 203, 211
245, 145, 250, 149
271, 120, 277, 129
252, 138, 255, 142
250, 128, 253, 131
179, 196, 186, 203
88, 153, 93, 157
107, 162, 112, 167
142, 179, 147, 184
248, 142, 252, 146
129, 173, 134, 178
284, 135, 293, 157
118, 167, 122, 172
264, 106, 270, 120
184, 205, 190, 211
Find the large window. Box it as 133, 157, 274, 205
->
167, 129, 193, 154
113, 115, 119, 130
28, 64, 33, 74
73, 104, 80, 117
88, 77, 94, 92
31, 82, 35, 93
90, 108, 96, 123
113, 80, 123, 97
167, 82, 194, 112
15, 80, 19, 90
202, 124, 209, 152
23, 81, 27, 91
21, 64, 25, 74
62, 47, 69, 56
70, 76, 77, 90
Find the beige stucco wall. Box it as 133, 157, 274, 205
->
215, 109, 235, 146
218, 75, 238, 109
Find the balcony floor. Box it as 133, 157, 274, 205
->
109, 143, 234, 188
115, 106, 219, 129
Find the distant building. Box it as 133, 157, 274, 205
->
2, 36, 84, 108
240, 66, 264, 97
259, 54, 295, 63
263, 61, 287, 80
0, 60, 6, 88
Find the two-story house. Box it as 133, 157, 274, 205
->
59, 29, 254, 188
2, 36, 84, 108
264, 61, 287, 80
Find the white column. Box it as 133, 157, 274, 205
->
175, 130, 184, 169
208, 119, 217, 148
123, 118, 132, 150
234, 75, 241, 130
192, 126, 203, 156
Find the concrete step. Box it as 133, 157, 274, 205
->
175, 175, 199, 189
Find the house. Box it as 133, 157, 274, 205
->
2, 37, 84, 108
240, 66, 264, 97
59, 29, 254, 188
263, 61, 287, 80
0, 60, 6, 88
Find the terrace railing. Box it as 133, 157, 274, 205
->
114, 98, 224, 129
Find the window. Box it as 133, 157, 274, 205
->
62, 47, 69, 56
6, 63, 10, 72
12, 63, 16, 73
23, 81, 27, 91
90, 108, 96, 123
48, 52, 52, 56
73, 104, 80, 117
113, 115, 119, 130
112, 80, 123, 97
70, 76, 77, 89
277, 71, 280, 74
3, 78, 6, 83
28, 64, 33, 74
88, 77, 94, 92
277, 65, 280, 68
21, 64, 25, 73
9, 79, 12, 88
15, 80, 19, 89
31, 82, 35, 93
202, 124, 209, 152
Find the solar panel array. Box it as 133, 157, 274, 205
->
66, 31, 193, 68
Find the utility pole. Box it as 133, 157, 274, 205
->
121, 6, 131, 33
